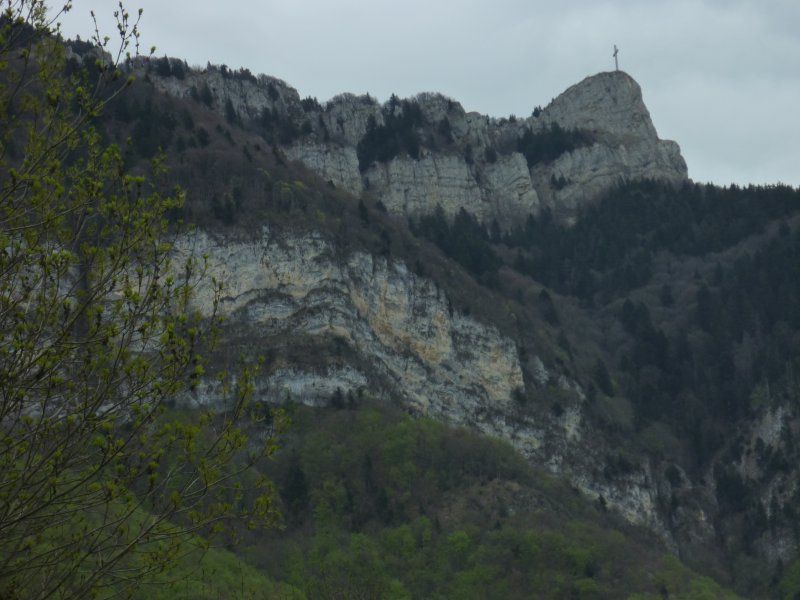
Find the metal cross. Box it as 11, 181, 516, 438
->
613, 45, 619, 71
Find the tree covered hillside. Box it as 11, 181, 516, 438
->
89, 58, 800, 596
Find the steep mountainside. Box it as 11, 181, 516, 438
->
144, 61, 687, 225
77, 49, 800, 597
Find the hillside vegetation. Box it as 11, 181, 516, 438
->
133, 402, 742, 600
88, 64, 800, 596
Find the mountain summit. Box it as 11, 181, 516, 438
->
546, 71, 670, 142
535, 71, 687, 218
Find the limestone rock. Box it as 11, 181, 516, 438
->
317, 93, 383, 146
148, 66, 303, 125
482, 152, 541, 225
284, 142, 363, 194
534, 71, 688, 221
541, 71, 661, 141
145, 65, 688, 226
364, 154, 482, 219
171, 228, 525, 423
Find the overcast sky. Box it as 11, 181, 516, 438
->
58, 0, 800, 188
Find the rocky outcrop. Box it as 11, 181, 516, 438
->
147, 66, 304, 125
534, 71, 687, 221
542, 71, 662, 141
144, 65, 687, 226
364, 154, 482, 220
283, 143, 363, 194
726, 402, 800, 564
172, 228, 524, 424
482, 153, 542, 219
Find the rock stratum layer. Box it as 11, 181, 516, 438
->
148, 67, 688, 225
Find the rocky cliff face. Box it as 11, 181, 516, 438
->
172, 229, 524, 423
170, 227, 684, 547
533, 72, 687, 220
146, 65, 687, 226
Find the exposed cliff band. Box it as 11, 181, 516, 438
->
146, 66, 687, 226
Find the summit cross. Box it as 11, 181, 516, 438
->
613, 45, 619, 71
